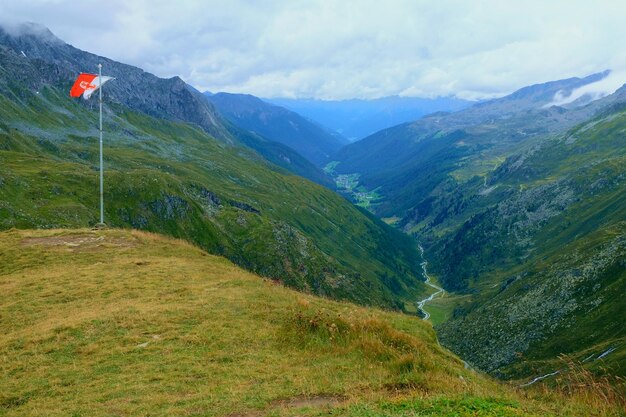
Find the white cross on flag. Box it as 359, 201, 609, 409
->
70, 73, 114, 99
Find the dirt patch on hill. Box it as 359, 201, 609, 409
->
272, 394, 346, 408
226, 395, 346, 417
21, 234, 137, 251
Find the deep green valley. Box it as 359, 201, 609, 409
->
1, 19, 625, 417
331, 73, 626, 382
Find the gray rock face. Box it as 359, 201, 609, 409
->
148, 195, 190, 220
438, 234, 626, 377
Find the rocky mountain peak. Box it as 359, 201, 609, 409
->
0, 21, 231, 143
0, 21, 63, 45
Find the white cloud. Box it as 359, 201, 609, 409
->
1, 0, 625, 100
545, 70, 626, 107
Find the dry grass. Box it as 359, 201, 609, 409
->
0, 228, 469, 416
0, 228, 623, 417
525, 356, 626, 416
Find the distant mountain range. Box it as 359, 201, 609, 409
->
267, 96, 473, 141
205, 92, 348, 166
332, 71, 617, 218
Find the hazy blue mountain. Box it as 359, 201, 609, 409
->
205, 92, 348, 166
267, 95, 473, 141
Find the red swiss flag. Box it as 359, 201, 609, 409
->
70, 73, 98, 98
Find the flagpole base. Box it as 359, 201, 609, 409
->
93, 222, 108, 230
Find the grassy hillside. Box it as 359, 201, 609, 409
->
0, 72, 425, 309
1, 228, 623, 416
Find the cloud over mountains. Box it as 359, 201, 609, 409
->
1, 0, 625, 100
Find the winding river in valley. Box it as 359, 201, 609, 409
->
416, 245, 445, 320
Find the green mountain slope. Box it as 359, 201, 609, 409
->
0, 31, 426, 309
1, 228, 623, 416
206, 92, 348, 166
0, 23, 331, 188
434, 107, 626, 378
219, 122, 336, 189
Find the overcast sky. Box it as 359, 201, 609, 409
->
1, 0, 625, 100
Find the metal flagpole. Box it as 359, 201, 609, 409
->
98, 63, 104, 225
